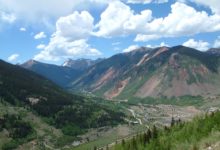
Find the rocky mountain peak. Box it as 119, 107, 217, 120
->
62, 58, 103, 70
21, 59, 39, 68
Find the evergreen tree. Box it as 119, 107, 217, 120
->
122, 139, 126, 147
171, 117, 175, 127
93, 146, 97, 150
152, 125, 158, 139
132, 136, 138, 150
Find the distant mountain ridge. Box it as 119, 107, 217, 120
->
71, 46, 154, 93
21, 58, 104, 88
20, 46, 220, 99
21, 59, 82, 88
207, 48, 220, 56
62, 58, 104, 70
70, 46, 220, 99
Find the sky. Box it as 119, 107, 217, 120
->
0, 0, 220, 65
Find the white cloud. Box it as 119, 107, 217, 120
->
160, 42, 169, 47
146, 42, 169, 48
123, 10, 152, 31
134, 2, 220, 42
36, 44, 46, 49
0, 11, 16, 23
94, 1, 133, 37
186, 0, 220, 15
19, 27, 26, 31
95, 2, 220, 41
127, 0, 168, 4
134, 34, 160, 42
156, 0, 168, 3
213, 36, 220, 48
34, 39, 102, 61
94, 1, 152, 37
123, 45, 139, 52
56, 11, 94, 40
0, 0, 108, 26
8, 54, 19, 62
34, 11, 101, 61
183, 39, 209, 51
34, 32, 47, 39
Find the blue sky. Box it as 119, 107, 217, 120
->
0, 0, 220, 65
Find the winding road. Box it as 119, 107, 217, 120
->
128, 109, 143, 125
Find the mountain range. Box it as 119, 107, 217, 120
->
21, 46, 220, 99
21, 58, 103, 88
1, 45, 220, 149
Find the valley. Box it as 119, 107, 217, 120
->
1, 89, 218, 150
1, 0, 220, 149
72, 95, 220, 150
1, 46, 220, 150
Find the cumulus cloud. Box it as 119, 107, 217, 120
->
134, 2, 220, 42
0, 11, 16, 23
123, 45, 139, 52
0, 0, 108, 26
146, 42, 169, 48
213, 36, 220, 48
34, 39, 101, 61
56, 11, 94, 40
127, 0, 168, 4
36, 44, 46, 49
34, 11, 101, 61
134, 34, 160, 42
186, 0, 220, 15
8, 54, 19, 62
183, 39, 209, 51
34, 32, 47, 39
93, 1, 220, 41
94, 1, 152, 37
19, 27, 26, 31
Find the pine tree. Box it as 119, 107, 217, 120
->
138, 133, 144, 145
152, 125, 158, 139
122, 139, 126, 147
171, 117, 175, 127
131, 136, 138, 150
143, 132, 148, 146
94, 146, 97, 150
147, 129, 152, 139
143, 129, 152, 145
177, 118, 182, 125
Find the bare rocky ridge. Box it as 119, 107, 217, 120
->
92, 67, 117, 91
70, 46, 220, 99
135, 52, 220, 98
104, 77, 131, 99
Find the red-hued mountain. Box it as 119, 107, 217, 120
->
70, 46, 220, 99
